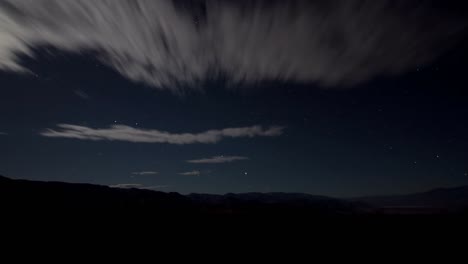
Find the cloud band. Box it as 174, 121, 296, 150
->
0, 0, 465, 90
187, 156, 248, 164
40, 124, 284, 144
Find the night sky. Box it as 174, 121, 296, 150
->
1, 0, 468, 197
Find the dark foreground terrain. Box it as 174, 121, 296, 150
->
1, 175, 468, 217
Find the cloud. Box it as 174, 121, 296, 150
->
109, 184, 143, 189
109, 183, 168, 190
40, 124, 284, 144
179, 171, 201, 176
132, 171, 158, 176
0, 1, 466, 90
140, 185, 169, 190
187, 155, 248, 164
74, 89, 90, 100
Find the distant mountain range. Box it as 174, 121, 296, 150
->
352, 186, 468, 214
1, 175, 468, 215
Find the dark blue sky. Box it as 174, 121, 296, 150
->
1, 44, 468, 197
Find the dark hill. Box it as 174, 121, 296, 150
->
2, 175, 468, 215
0, 175, 193, 212
352, 186, 468, 214
0, 175, 359, 216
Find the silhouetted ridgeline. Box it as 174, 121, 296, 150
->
1, 175, 468, 216
352, 186, 468, 214
0, 175, 193, 213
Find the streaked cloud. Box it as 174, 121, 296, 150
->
187, 155, 248, 164
140, 185, 169, 190
179, 171, 201, 176
132, 171, 158, 176
40, 124, 284, 144
109, 184, 143, 189
0, 1, 465, 90
74, 89, 90, 100
109, 183, 168, 190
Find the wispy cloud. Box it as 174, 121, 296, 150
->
179, 171, 201, 176
132, 171, 158, 176
140, 185, 169, 190
109, 183, 168, 190
74, 89, 90, 100
109, 184, 143, 189
187, 156, 248, 164
0, 1, 464, 90
40, 124, 284, 144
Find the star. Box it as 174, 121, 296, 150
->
244, 172, 248, 175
